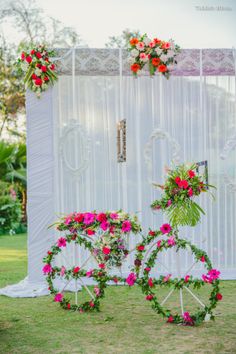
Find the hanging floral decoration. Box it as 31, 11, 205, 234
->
43, 210, 141, 312
151, 164, 215, 227
128, 226, 222, 325
128, 34, 181, 78
16, 45, 57, 98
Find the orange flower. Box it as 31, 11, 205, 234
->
131, 63, 141, 73
130, 37, 139, 46
152, 57, 161, 67
158, 64, 167, 73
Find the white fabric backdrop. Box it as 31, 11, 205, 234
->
53, 73, 236, 279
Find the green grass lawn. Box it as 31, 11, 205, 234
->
0, 234, 236, 354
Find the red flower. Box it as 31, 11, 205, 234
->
50, 64, 55, 70
200, 255, 205, 262
35, 78, 43, 86
131, 63, 141, 73
36, 63, 42, 68
21, 52, 25, 60
71, 234, 77, 240
99, 263, 105, 269
167, 315, 174, 323
102, 246, 111, 255
36, 52, 42, 59
47, 251, 52, 255
31, 73, 37, 80
74, 213, 84, 223
130, 38, 139, 46
153, 38, 161, 45
149, 230, 156, 236
30, 49, 35, 55
44, 76, 49, 82
86, 229, 95, 236
26, 56, 32, 64
148, 278, 154, 287
113, 277, 118, 284
137, 245, 145, 251
89, 301, 95, 308
152, 57, 160, 67
67, 303, 71, 309
144, 267, 151, 272
175, 176, 181, 184
73, 266, 80, 273
96, 213, 107, 222
41, 65, 47, 72
158, 64, 167, 73
216, 293, 223, 301
188, 170, 195, 178
146, 294, 154, 301
179, 180, 189, 189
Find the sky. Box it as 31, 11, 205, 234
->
1, 0, 236, 48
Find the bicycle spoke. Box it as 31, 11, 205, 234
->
79, 277, 95, 300
161, 287, 174, 306
183, 286, 205, 308
179, 289, 184, 315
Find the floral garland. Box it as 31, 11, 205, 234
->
151, 164, 215, 227
16, 45, 57, 98
127, 225, 222, 326
43, 210, 141, 311
128, 34, 180, 78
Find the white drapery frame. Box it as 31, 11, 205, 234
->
0, 48, 235, 298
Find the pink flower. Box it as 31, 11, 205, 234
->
54, 293, 63, 302
57, 237, 66, 248
99, 263, 105, 269
136, 42, 145, 50
139, 52, 148, 62
122, 220, 132, 233
163, 274, 172, 282
148, 278, 154, 287
100, 221, 110, 231
64, 216, 72, 225
144, 267, 151, 272
167, 200, 172, 207
94, 286, 100, 296
86, 269, 94, 277
102, 246, 111, 255
208, 269, 220, 280
167, 236, 176, 246
149, 41, 155, 48
183, 311, 194, 325
202, 274, 212, 283
184, 275, 190, 283
110, 213, 119, 220
42, 264, 52, 274
157, 240, 162, 248
160, 223, 172, 234
60, 266, 66, 276
73, 266, 80, 274
188, 188, 193, 197
162, 42, 171, 49
83, 212, 95, 225
126, 272, 137, 286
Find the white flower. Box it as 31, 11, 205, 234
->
155, 48, 162, 56
143, 37, 151, 46
21, 62, 28, 71
131, 48, 139, 57
35, 68, 42, 76
160, 54, 168, 63
169, 40, 176, 50
167, 50, 175, 58
127, 57, 135, 64
204, 313, 211, 322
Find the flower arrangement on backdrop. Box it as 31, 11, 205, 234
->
16, 45, 57, 98
151, 164, 215, 227
128, 34, 181, 78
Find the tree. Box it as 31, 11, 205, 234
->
105, 28, 141, 48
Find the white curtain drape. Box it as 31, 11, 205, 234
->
53, 73, 236, 279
